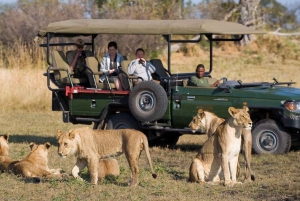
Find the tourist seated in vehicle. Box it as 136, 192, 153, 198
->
99, 41, 125, 91
188, 64, 220, 87
66, 39, 90, 79
127, 48, 158, 85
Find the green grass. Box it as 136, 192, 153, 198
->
1, 111, 300, 200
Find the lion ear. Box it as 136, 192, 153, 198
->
56, 130, 63, 139
4, 134, 9, 142
45, 142, 51, 149
228, 107, 238, 117
243, 106, 249, 112
29, 142, 36, 151
69, 130, 76, 139
197, 109, 205, 118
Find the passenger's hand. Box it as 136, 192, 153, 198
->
212, 80, 220, 87
138, 58, 145, 65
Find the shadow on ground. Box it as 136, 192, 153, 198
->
9, 134, 57, 145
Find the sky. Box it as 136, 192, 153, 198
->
0, 0, 297, 7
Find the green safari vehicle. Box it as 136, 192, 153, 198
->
35, 19, 300, 154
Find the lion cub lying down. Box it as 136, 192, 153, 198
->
56, 128, 157, 186
0, 134, 14, 172
9, 142, 64, 179
189, 106, 252, 187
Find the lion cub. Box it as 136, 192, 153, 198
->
98, 159, 120, 179
56, 128, 157, 186
0, 134, 14, 172
189, 106, 252, 187
9, 142, 64, 178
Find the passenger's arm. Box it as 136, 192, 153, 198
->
188, 76, 210, 87
69, 52, 80, 71
210, 80, 220, 87
146, 61, 156, 73
127, 60, 137, 75
100, 57, 109, 74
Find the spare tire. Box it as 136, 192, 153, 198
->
129, 81, 168, 122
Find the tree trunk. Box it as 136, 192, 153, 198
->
238, 0, 262, 45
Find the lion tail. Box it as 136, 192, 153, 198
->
188, 158, 199, 182
142, 135, 157, 179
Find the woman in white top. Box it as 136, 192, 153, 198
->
100, 41, 125, 90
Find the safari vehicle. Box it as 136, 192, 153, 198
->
35, 19, 300, 154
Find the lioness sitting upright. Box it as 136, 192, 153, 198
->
189, 108, 255, 182
0, 134, 14, 172
188, 106, 252, 186
9, 142, 64, 178
56, 128, 157, 186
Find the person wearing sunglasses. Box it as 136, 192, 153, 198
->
67, 39, 87, 78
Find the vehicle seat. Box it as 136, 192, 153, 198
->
51, 50, 87, 86
85, 56, 107, 89
150, 59, 170, 81
120, 60, 135, 90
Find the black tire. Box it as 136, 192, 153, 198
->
149, 132, 181, 148
106, 113, 140, 130
252, 119, 291, 154
129, 81, 168, 122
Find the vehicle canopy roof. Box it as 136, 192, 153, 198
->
35, 19, 265, 39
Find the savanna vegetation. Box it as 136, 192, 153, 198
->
1, 0, 300, 200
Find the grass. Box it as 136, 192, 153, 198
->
1, 111, 300, 200
1, 35, 300, 200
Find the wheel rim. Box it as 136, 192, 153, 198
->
136, 91, 156, 112
114, 122, 131, 129
257, 130, 278, 152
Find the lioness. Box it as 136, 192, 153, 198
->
189, 108, 255, 182
0, 134, 14, 172
9, 142, 64, 178
56, 128, 157, 186
188, 106, 252, 186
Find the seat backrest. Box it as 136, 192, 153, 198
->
85, 56, 100, 72
52, 50, 70, 80
119, 60, 132, 90
121, 60, 131, 75
85, 56, 101, 88
150, 59, 170, 80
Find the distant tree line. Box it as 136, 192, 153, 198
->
0, 0, 298, 56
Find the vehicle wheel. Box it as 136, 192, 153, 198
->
149, 132, 181, 148
252, 119, 291, 154
106, 113, 140, 130
129, 81, 168, 122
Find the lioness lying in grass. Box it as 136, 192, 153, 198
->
9, 142, 66, 179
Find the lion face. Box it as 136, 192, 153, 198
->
228, 106, 252, 130
189, 109, 206, 133
0, 134, 9, 156
56, 130, 77, 158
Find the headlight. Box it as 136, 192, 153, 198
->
282, 100, 300, 113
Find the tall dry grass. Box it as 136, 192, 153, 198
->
1, 34, 300, 112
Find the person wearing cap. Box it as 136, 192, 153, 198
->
100, 41, 125, 90
67, 39, 87, 78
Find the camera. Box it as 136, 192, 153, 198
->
139, 59, 144, 65
80, 51, 86, 58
